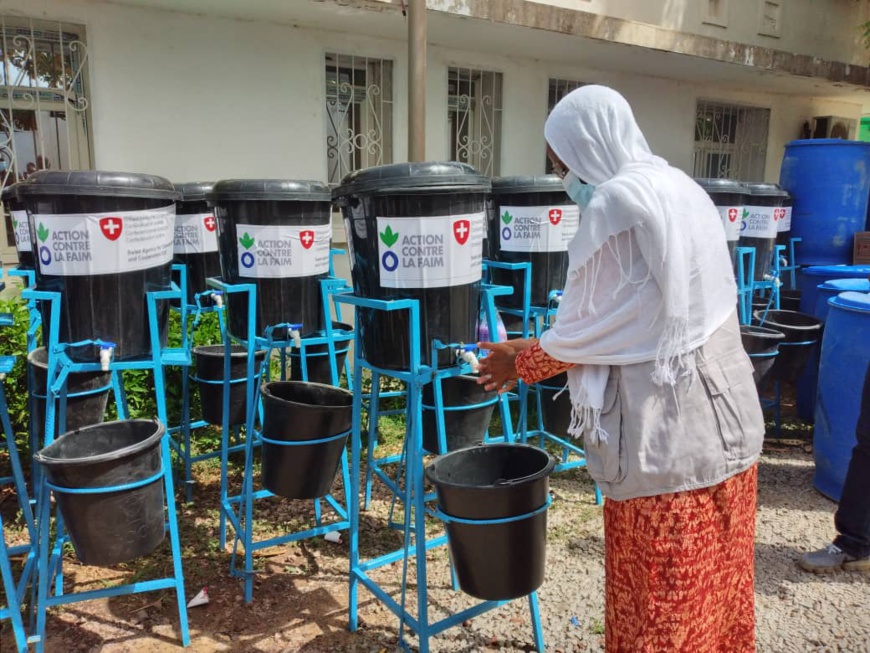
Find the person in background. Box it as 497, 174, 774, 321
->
799, 360, 870, 572
477, 85, 764, 652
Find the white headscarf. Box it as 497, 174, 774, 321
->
541, 85, 736, 440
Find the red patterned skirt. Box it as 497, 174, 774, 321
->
604, 465, 757, 653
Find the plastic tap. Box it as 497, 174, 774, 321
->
456, 345, 480, 373
213, 292, 224, 309
549, 290, 563, 304
99, 343, 116, 371
289, 324, 303, 348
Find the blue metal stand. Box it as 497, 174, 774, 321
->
483, 260, 599, 495
0, 350, 36, 653
337, 293, 546, 653
22, 284, 191, 652
207, 276, 354, 603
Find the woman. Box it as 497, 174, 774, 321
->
478, 86, 764, 652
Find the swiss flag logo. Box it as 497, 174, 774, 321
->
99, 217, 123, 241
300, 230, 315, 250
453, 219, 470, 245
549, 208, 562, 225
728, 208, 738, 223
203, 215, 216, 232
774, 208, 786, 221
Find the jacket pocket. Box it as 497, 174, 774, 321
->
583, 369, 627, 483
698, 355, 764, 462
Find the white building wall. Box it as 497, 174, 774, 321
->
6, 0, 864, 189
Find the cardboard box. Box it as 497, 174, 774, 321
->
854, 231, 870, 265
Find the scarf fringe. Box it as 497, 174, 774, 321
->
567, 401, 606, 445
652, 316, 697, 387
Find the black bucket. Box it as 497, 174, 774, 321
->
695, 178, 748, 269
211, 179, 332, 340
753, 309, 823, 383
18, 170, 178, 361
333, 162, 488, 370
739, 325, 785, 391
34, 419, 166, 567
193, 345, 267, 426
425, 443, 555, 601
172, 182, 221, 307
488, 175, 579, 309
288, 322, 353, 385
738, 183, 788, 282
779, 289, 802, 311
2, 183, 35, 269
421, 375, 497, 454
260, 381, 353, 499
538, 373, 570, 437
29, 347, 112, 437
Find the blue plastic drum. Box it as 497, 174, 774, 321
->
798, 265, 870, 315
779, 139, 870, 266
814, 291, 870, 500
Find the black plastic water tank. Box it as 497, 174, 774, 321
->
210, 179, 332, 340
333, 162, 489, 370
739, 183, 788, 281
18, 170, 178, 361
172, 182, 220, 306
1, 183, 34, 269
487, 175, 579, 309
694, 178, 748, 268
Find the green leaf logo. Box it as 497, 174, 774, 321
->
238, 232, 255, 250
379, 225, 399, 248
742, 209, 749, 220
501, 210, 513, 225
10, 216, 16, 230
37, 222, 49, 243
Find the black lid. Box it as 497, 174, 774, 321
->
1, 183, 16, 202
210, 179, 331, 202
491, 174, 566, 195
17, 170, 179, 201
747, 182, 788, 197
694, 178, 750, 195
332, 161, 491, 198
174, 181, 214, 202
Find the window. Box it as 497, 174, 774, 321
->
324, 53, 393, 185
546, 78, 584, 173
0, 16, 93, 260
448, 67, 502, 177
693, 100, 769, 181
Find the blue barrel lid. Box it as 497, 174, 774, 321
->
174, 181, 214, 202
694, 178, 750, 195
819, 278, 870, 292
332, 161, 490, 199
747, 182, 788, 197
803, 264, 870, 278
17, 170, 180, 201
786, 138, 870, 149
210, 179, 330, 202
830, 291, 870, 313
491, 174, 566, 195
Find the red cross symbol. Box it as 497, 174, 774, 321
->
203, 216, 216, 232
728, 208, 738, 222
300, 230, 315, 250
99, 217, 123, 241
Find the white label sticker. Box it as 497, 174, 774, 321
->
235, 223, 330, 279
11, 210, 31, 252
776, 206, 792, 233
31, 206, 176, 276
740, 205, 777, 239
498, 205, 580, 253
174, 213, 218, 254
376, 212, 484, 289
716, 205, 744, 243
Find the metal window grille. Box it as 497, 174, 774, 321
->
0, 16, 93, 256
693, 100, 769, 181
325, 53, 393, 185
546, 78, 584, 173
448, 67, 503, 177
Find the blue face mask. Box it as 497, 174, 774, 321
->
562, 171, 595, 209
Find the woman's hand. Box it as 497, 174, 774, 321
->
476, 339, 538, 393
